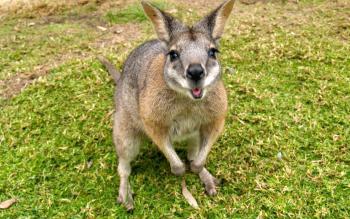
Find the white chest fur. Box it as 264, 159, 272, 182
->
169, 114, 201, 142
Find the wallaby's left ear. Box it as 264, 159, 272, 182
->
193, 0, 235, 40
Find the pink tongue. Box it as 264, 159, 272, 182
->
192, 88, 202, 97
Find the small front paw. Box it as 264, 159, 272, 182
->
171, 163, 186, 176
190, 162, 204, 173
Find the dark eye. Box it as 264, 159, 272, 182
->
168, 50, 180, 62
208, 48, 219, 59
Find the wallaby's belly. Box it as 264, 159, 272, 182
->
169, 114, 201, 142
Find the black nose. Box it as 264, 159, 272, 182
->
186, 64, 204, 82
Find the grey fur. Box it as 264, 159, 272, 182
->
97, 56, 120, 82
100, 0, 235, 210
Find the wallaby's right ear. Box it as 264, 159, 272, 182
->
193, 0, 235, 41
141, 1, 186, 42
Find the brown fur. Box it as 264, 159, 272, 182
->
140, 53, 227, 155
105, 0, 235, 211
139, 53, 227, 121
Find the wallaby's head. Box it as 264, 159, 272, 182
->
142, 0, 234, 100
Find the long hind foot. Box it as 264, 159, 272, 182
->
117, 181, 134, 211
199, 168, 220, 196
114, 127, 140, 212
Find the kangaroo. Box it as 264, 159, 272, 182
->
100, 0, 235, 211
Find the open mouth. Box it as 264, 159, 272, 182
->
191, 88, 203, 99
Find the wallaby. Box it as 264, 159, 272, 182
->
99, 0, 235, 211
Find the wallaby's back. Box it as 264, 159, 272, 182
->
115, 39, 167, 130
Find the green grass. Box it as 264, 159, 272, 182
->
1, 0, 349, 218
105, 2, 169, 24
0, 19, 98, 80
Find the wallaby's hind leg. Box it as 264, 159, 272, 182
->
198, 168, 220, 196
114, 123, 140, 211
187, 135, 219, 196
117, 156, 135, 211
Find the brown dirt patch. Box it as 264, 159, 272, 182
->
91, 23, 141, 49
0, 52, 84, 99
0, 0, 137, 19
169, 0, 221, 13
0, 67, 48, 99
0, 21, 141, 100
0, 0, 90, 17
168, 0, 276, 12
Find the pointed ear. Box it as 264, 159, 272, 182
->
141, 1, 187, 42
193, 0, 235, 40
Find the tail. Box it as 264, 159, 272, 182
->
97, 56, 121, 83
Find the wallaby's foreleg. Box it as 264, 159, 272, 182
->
114, 124, 140, 211
163, 140, 186, 176
144, 123, 185, 176
187, 135, 220, 196
190, 118, 225, 173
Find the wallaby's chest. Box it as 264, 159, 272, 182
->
169, 110, 202, 142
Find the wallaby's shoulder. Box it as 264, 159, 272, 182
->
121, 39, 167, 86
123, 39, 166, 70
